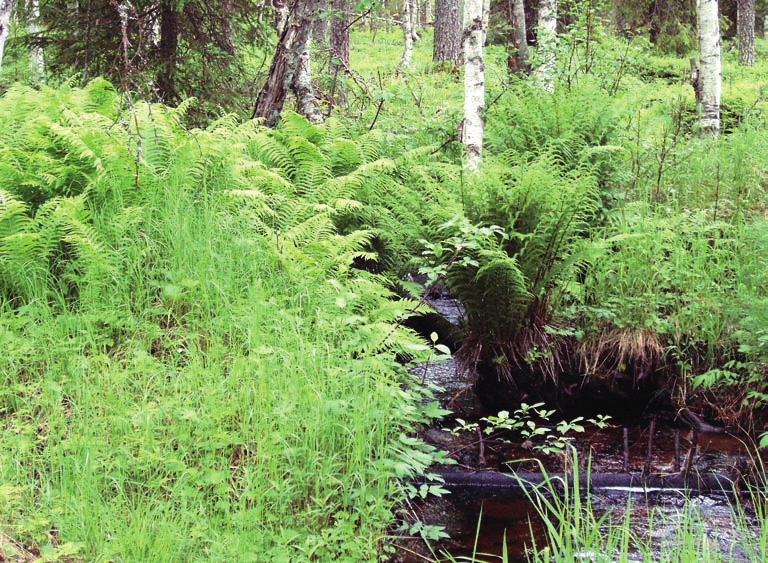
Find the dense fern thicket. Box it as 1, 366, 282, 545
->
0, 80, 453, 561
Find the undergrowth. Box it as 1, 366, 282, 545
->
0, 80, 451, 562
1, 22, 768, 563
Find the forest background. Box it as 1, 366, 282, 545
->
0, 0, 767, 561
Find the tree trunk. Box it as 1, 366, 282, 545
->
0, 0, 16, 74
313, 0, 328, 44
534, 0, 557, 92
222, 0, 236, 55
433, 0, 461, 65
331, 0, 349, 67
410, 0, 421, 39
461, 0, 490, 170
422, 0, 432, 26
80, 0, 93, 87
273, 0, 289, 35
507, 0, 529, 74
252, 0, 323, 126
737, 0, 755, 65
157, 0, 180, 101
764, 6, 768, 39
27, 0, 43, 82
294, 35, 323, 123
697, 0, 721, 135
398, 0, 413, 68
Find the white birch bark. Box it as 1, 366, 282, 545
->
398, 0, 413, 68
422, 0, 432, 25
461, 0, 489, 170
764, 10, 768, 39
697, 0, 721, 135
0, 0, 16, 73
535, 0, 557, 93
294, 37, 323, 124
410, 0, 420, 39
273, 0, 288, 35
28, 0, 43, 82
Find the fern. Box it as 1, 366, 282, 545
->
431, 152, 602, 382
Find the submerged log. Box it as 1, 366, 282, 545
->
425, 468, 760, 493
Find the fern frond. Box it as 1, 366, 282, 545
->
277, 111, 324, 145
249, 132, 297, 179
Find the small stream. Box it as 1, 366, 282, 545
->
389, 289, 767, 562
392, 351, 767, 563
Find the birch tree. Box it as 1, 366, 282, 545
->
0, 0, 16, 73
737, 0, 755, 65
535, 0, 557, 92
764, 10, 768, 39
410, 0, 421, 39
28, 0, 43, 82
421, 0, 432, 26
252, 0, 323, 126
461, 0, 490, 169
398, 0, 414, 68
507, 0, 529, 73
697, 0, 721, 135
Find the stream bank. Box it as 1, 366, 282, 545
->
390, 289, 767, 563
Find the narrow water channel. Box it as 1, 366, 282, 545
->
391, 356, 767, 563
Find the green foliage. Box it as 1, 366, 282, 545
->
0, 82, 451, 561
517, 447, 768, 563
427, 152, 602, 380
451, 402, 610, 455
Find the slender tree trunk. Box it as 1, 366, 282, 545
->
222, 0, 236, 54
764, 6, 768, 39
313, 0, 328, 44
433, 0, 461, 65
534, 0, 557, 92
27, 0, 43, 82
422, 0, 432, 25
410, 0, 421, 38
273, 0, 288, 34
331, 0, 349, 67
697, 0, 721, 135
0, 0, 16, 73
398, 0, 413, 67
157, 0, 180, 101
294, 35, 323, 123
461, 0, 490, 170
507, 0, 529, 73
81, 0, 93, 87
737, 0, 755, 65
252, 0, 323, 126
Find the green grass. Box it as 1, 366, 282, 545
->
0, 19, 768, 563
0, 81, 450, 562
513, 450, 768, 563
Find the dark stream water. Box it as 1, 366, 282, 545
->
390, 357, 765, 563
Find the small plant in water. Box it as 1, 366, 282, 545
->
451, 402, 611, 455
